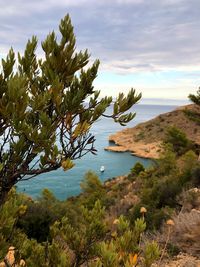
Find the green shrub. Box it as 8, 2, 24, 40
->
164, 126, 194, 156
131, 162, 145, 176
80, 171, 108, 208
17, 201, 55, 242
128, 204, 168, 230
191, 165, 200, 186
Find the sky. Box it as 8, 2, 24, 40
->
0, 0, 200, 103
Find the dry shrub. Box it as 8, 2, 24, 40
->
177, 188, 200, 212
170, 210, 200, 256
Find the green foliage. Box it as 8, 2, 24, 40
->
2, 113, 199, 266
143, 241, 160, 267
80, 171, 107, 208
97, 241, 118, 267
47, 241, 70, 267
164, 126, 193, 156
18, 238, 46, 267
140, 147, 180, 210
184, 87, 200, 125
17, 200, 55, 242
143, 176, 181, 208
130, 162, 145, 176
17, 189, 69, 242
184, 109, 200, 125
128, 146, 199, 230
0, 188, 27, 257
129, 203, 169, 230
50, 200, 107, 266
178, 150, 198, 185
156, 144, 177, 176
134, 217, 146, 237
189, 87, 200, 106
93, 215, 159, 267
0, 14, 141, 205
0, 186, 162, 266
180, 150, 198, 171
191, 165, 200, 186
135, 153, 179, 226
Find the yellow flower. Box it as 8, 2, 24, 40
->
129, 253, 138, 266
166, 219, 175, 226
113, 219, 119, 225
140, 207, 147, 213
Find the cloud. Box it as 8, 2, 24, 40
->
0, 0, 200, 99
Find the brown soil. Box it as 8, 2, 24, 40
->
153, 253, 200, 267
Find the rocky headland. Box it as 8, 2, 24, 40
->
105, 104, 200, 159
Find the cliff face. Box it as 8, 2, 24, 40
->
105, 104, 200, 159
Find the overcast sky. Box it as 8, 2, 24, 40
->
0, 0, 200, 102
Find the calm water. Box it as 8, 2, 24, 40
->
17, 103, 179, 200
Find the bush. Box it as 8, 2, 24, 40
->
17, 189, 70, 242
128, 204, 168, 230
164, 126, 194, 156
131, 162, 145, 176
191, 165, 200, 186
80, 171, 108, 208
17, 201, 55, 242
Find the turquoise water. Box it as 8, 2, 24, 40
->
17, 104, 178, 200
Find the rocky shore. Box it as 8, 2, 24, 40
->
105, 104, 200, 159
105, 137, 161, 159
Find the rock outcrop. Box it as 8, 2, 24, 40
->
105, 104, 200, 159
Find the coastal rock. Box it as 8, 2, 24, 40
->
105, 104, 200, 159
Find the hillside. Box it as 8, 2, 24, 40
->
105, 104, 200, 159
1, 104, 200, 266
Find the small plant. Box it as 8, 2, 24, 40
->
95, 212, 160, 266
164, 126, 194, 156
158, 219, 175, 265
143, 241, 160, 267
169, 211, 200, 257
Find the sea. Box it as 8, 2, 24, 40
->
17, 99, 189, 200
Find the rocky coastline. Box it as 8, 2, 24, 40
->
105, 104, 200, 159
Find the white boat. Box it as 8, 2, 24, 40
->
100, 166, 105, 172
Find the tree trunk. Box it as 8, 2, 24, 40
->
0, 182, 13, 207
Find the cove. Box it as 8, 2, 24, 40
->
17, 104, 177, 200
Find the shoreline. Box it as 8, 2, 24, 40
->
104, 104, 200, 159
105, 141, 161, 159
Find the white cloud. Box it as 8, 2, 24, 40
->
0, 0, 200, 99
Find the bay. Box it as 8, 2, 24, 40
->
17, 102, 183, 200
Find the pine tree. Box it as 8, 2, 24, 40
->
189, 87, 200, 106
187, 88, 200, 159
0, 14, 141, 205
184, 87, 200, 125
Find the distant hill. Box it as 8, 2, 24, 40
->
105, 104, 200, 159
